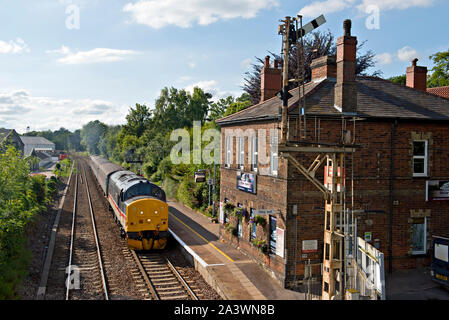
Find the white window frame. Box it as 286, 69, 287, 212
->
413, 140, 428, 177
270, 134, 278, 176
225, 136, 231, 168
411, 217, 427, 255
238, 137, 245, 170
251, 135, 258, 173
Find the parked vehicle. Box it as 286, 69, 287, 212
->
431, 236, 449, 287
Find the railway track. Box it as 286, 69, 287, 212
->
65, 165, 108, 300
43, 156, 220, 300
130, 250, 199, 300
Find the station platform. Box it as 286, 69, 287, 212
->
167, 201, 305, 300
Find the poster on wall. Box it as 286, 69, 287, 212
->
302, 240, 318, 253
237, 172, 257, 194
426, 181, 449, 201
276, 228, 285, 258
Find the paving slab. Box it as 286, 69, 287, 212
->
168, 201, 305, 300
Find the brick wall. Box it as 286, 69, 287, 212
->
219, 116, 449, 288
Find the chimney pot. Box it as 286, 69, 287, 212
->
412, 58, 418, 67
265, 56, 270, 68
343, 19, 352, 36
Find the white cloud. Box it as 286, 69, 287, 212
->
397, 46, 419, 62
0, 38, 30, 55
299, 0, 356, 18
376, 53, 394, 65
185, 80, 241, 101
240, 58, 253, 69
299, 0, 434, 17
123, 0, 279, 29
358, 0, 434, 11
47, 46, 139, 64
0, 89, 127, 132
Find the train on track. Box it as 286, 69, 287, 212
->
89, 156, 169, 251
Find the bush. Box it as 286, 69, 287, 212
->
0, 146, 46, 298
162, 177, 179, 200
177, 176, 196, 208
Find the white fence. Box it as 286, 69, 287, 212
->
348, 237, 386, 300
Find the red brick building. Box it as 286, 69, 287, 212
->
215, 21, 449, 289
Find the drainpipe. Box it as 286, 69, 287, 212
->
389, 120, 397, 274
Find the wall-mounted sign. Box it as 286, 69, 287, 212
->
426, 181, 449, 201
237, 172, 257, 194
254, 209, 278, 216
364, 232, 372, 242
302, 240, 318, 253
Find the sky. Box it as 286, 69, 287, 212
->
0, 0, 448, 133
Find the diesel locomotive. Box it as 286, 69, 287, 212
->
89, 156, 169, 250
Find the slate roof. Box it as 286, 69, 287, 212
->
215, 77, 449, 125
20, 136, 55, 146
0, 128, 13, 143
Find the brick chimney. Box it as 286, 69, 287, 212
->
334, 19, 358, 115
406, 58, 427, 92
310, 56, 337, 81
260, 56, 282, 102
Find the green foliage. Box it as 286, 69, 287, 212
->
209, 93, 252, 121
224, 223, 238, 237
428, 50, 449, 88
253, 215, 267, 227
0, 146, 58, 299
80, 120, 107, 155
388, 74, 406, 85
24, 128, 83, 152
251, 239, 268, 253
177, 176, 196, 208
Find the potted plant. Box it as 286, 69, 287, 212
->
253, 215, 267, 227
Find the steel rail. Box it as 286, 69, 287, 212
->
65, 168, 79, 300
131, 250, 160, 300
166, 257, 199, 300
83, 166, 109, 300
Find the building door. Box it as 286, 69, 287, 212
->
270, 216, 277, 254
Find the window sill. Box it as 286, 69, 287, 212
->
411, 252, 428, 257
413, 174, 428, 178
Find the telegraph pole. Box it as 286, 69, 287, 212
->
279, 16, 291, 145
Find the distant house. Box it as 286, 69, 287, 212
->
428, 86, 449, 100
29, 149, 54, 171
0, 128, 24, 154
20, 136, 55, 157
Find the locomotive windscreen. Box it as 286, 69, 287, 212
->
124, 183, 166, 202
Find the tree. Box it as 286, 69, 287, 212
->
80, 120, 107, 155
242, 30, 381, 105
122, 104, 152, 138
428, 50, 449, 88
388, 74, 406, 85
209, 93, 252, 121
